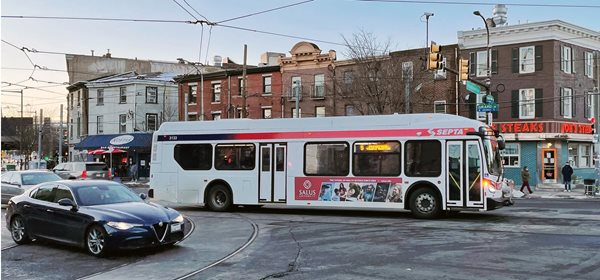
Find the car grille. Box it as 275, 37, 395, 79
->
152, 222, 169, 242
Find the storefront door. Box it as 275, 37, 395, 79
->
542, 148, 557, 183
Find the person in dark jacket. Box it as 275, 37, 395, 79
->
520, 166, 532, 194
561, 161, 574, 192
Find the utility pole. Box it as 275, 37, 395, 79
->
595, 89, 600, 192
403, 62, 414, 113
242, 44, 248, 118
59, 104, 63, 163
294, 80, 300, 118
37, 109, 43, 163
20, 89, 23, 157
474, 10, 492, 126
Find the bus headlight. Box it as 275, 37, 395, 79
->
483, 179, 496, 192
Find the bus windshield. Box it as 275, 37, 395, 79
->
483, 137, 503, 176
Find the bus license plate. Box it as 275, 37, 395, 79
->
171, 222, 182, 232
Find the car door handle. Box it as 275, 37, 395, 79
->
46, 209, 54, 213
24, 205, 31, 208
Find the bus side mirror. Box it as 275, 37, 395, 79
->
498, 140, 506, 150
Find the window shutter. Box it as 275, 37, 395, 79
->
511, 90, 519, 118
469, 52, 476, 76
535, 89, 543, 118
535, 45, 543, 71
559, 88, 564, 116
584, 93, 590, 118
571, 51, 576, 74
469, 93, 476, 119
512, 48, 519, 73
572, 89, 576, 117
492, 91, 499, 119
584, 52, 589, 77
560, 46, 565, 72
491, 49, 498, 74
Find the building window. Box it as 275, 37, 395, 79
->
262, 107, 272, 119
97, 89, 104, 106
212, 112, 221, 120
569, 143, 593, 168
315, 106, 325, 117
146, 87, 158, 104
119, 114, 127, 133
146, 113, 157, 131
353, 141, 401, 176
292, 108, 302, 118
291, 76, 301, 100
519, 46, 535, 74
188, 85, 197, 104
77, 91, 81, 107
585, 52, 594, 78
500, 143, 520, 167
212, 83, 221, 102
561, 87, 573, 118
238, 78, 245, 96
215, 144, 256, 170
119, 87, 127, 103
263, 76, 272, 94
434, 100, 446, 113
561, 46, 573, 74
476, 51, 488, 77
304, 142, 349, 176
585, 92, 596, 119
313, 74, 325, 98
519, 88, 535, 119
70, 93, 74, 108
97, 116, 104, 134
235, 107, 243, 119
188, 113, 198, 121
70, 119, 73, 139
345, 105, 357, 116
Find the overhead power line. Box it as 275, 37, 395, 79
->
216, 0, 315, 24
1, 15, 193, 24
356, 0, 600, 8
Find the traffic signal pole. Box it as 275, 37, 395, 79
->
595, 91, 600, 192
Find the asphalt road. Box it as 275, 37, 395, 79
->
2, 199, 600, 280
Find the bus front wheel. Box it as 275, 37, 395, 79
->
409, 188, 441, 219
206, 185, 233, 212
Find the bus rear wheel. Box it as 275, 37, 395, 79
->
206, 185, 233, 212
409, 188, 441, 219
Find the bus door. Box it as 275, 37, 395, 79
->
259, 143, 287, 203
446, 141, 484, 208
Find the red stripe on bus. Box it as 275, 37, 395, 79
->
232, 128, 475, 140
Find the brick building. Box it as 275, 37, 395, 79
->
459, 20, 600, 185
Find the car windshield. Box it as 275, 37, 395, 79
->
74, 184, 143, 206
21, 173, 62, 185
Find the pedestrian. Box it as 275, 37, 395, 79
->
520, 166, 532, 194
130, 162, 138, 182
561, 161, 574, 192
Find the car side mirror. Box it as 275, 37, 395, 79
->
139, 193, 147, 200
58, 198, 78, 211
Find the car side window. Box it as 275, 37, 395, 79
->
1, 172, 13, 183
53, 186, 74, 203
64, 163, 72, 171
33, 185, 55, 202
55, 163, 65, 170
12, 174, 22, 185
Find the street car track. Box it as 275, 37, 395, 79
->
173, 213, 259, 280
1, 244, 20, 251
74, 216, 195, 280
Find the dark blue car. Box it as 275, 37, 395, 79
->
5, 180, 185, 257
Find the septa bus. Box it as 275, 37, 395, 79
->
149, 113, 513, 218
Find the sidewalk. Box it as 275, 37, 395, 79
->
122, 177, 150, 189
515, 183, 600, 200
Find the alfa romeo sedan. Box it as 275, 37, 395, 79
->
5, 180, 185, 257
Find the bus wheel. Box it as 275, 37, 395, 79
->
409, 188, 441, 219
207, 185, 233, 212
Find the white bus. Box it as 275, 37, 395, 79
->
149, 114, 512, 218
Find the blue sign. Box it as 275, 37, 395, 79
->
477, 103, 498, 112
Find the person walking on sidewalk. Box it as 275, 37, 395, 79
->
520, 166, 532, 194
562, 161, 574, 192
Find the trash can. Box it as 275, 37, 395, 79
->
583, 179, 596, 196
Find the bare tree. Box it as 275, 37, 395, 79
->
339, 30, 404, 115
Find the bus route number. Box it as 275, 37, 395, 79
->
168, 136, 178, 141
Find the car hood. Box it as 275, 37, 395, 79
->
83, 202, 178, 225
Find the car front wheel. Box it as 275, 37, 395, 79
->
86, 225, 108, 257
10, 215, 31, 244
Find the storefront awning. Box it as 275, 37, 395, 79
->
74, 133, 153, 150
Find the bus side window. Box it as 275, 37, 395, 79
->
405, 140, 441, 177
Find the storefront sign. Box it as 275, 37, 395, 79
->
493, 122, 592, 135
109, 135, 135, 146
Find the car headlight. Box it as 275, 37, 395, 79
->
172, 214, 184, 223
106, 221, 143, 230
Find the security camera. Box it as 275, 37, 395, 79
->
424, 12, 434, 17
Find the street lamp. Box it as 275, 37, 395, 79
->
177, 58, 205, 121
473, 10, 493, 126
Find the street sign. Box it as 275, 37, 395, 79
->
477, 103, 498, 112
466, 80, 481, 95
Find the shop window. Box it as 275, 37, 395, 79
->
304, 142, 349, 176
500, 143, 520, 167
569, 143, 593, 168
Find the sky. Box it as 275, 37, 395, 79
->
1, 0, 599, 121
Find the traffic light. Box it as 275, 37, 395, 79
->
459, 58, 469, 81
428, 41, 442, 70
